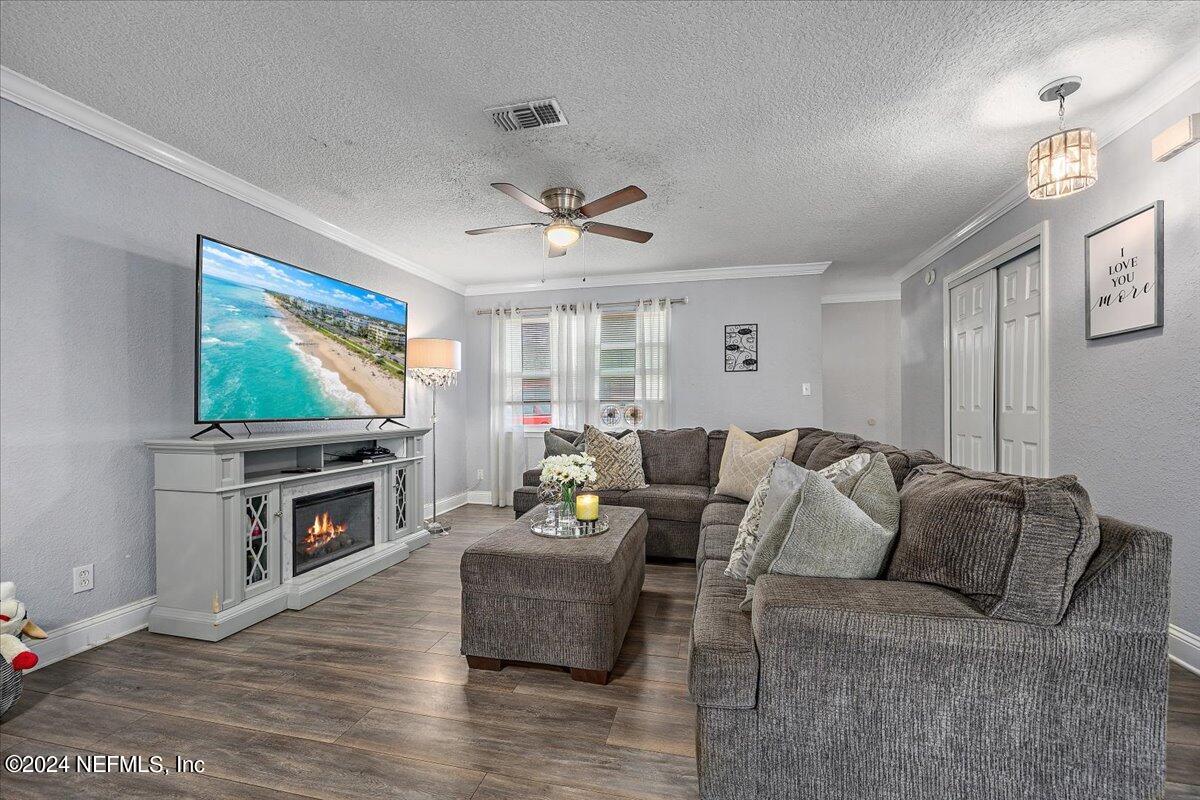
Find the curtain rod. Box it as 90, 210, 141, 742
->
474, 297, 688, 316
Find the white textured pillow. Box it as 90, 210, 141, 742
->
584, 425, 647, 490
725, 470, 773, 580
714, 426, 799, 501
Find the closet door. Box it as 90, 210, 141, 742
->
949, 270, 997, 470
996, 249, 1044, 476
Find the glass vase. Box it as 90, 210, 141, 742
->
560, 483, 577, 527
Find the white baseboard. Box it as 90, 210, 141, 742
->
1170, 624, 1200, 676
424, 490, 469, 520
466, 490, 494, 505
26, 596, 156, 670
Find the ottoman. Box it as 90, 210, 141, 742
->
460, 506, 647, 684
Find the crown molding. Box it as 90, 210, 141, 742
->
821, 289, 901, 304
893, 43, 1200, 287
0, 66, 466, 295
463, 260, 829, 296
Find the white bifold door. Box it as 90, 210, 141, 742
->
948, 247, 1045, 476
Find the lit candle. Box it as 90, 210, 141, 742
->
576, 493, 600, 522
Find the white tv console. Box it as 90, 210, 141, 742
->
144, 427, 429, 641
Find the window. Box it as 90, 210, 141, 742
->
518, 316, 551, 426
500, 301, 670, 429
598, 311, 635, 408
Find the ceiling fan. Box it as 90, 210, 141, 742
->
466, 183, 653, 257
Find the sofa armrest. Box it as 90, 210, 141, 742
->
522, 468, 541, 487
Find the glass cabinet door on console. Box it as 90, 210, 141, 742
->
390, 463, 415, 541
237, 487, 281, 601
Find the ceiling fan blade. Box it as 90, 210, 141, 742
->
577, 185, 647, 218
465, 223, 543, 235
547, 242, 568, 258
491, 182, 552, 214
585, 222, 653, 244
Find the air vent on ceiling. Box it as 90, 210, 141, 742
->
487, 98, 568, 132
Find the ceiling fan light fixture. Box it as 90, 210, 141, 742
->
545, 220, 582, 248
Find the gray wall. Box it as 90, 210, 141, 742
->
0, 100, 469, 630
463, 274, 824, 491
821, 300, 901, 443
900, 82, 1200, 635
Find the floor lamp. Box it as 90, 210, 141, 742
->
407, 338, 461, 536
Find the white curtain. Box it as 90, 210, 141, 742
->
549, 302, 600, 431
635, 298, 671, 429
488, 307, 525, 506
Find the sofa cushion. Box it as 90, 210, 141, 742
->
697, 523, 739, 566
701, 501, 747, 528
522, 468, 542, 488
791, 428, 831, 465
544, 429, 585, 457
804, 432, 866, 471
513, 486, 540, 516
888, 464, 1101, 626
620, 484, 709, 523
688, 560, 759, 709
638, 427, 709, 486
854, 441, 944, 489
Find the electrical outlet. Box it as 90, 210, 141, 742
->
72, 564, 94, 594
476, 468, 485, 482
802, 383, 812, 396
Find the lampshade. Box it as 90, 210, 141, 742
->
407, 338, 461, 388
408, 338, 461, 371
1027, 127, 1097, 200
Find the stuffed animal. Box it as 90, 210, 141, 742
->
0, 581, 45, 671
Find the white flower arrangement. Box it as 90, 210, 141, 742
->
539, 453, 597, 488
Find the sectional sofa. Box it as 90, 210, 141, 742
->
514, 426, 938, 559
514, 426, 1172, 799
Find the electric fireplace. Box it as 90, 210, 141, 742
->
291, 483, 375, 576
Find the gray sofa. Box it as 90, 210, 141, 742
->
515, 426, 1172, 798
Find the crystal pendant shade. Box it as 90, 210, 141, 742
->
1027, 126, 1097, 199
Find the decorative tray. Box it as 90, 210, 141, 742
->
529, 514, 611, 539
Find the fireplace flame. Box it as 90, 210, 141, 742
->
302, 511, 348, 555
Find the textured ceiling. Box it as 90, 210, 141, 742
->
1, 1, 1197, 291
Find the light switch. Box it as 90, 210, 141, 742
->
802, 383, 812, 396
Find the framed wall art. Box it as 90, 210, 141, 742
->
724, 324, 758, 372
1085, 201, 1164, 339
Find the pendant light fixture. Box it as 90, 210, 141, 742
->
1027, 76, 1097, 199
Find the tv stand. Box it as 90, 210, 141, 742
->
191, 423, 236, 440
374, 417, 409, 430
145, 427, 429, 640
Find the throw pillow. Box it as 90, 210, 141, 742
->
724, 452, 879, 581
714, 426, 799, 501
742, 471, 896, 610
724, 467, 779, 581
887, 464, 1100, 626
832, 452, 900, 534
544, 429, 584, 458
584, 424, 648, 490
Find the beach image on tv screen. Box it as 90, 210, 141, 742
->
198, 238, 407, 421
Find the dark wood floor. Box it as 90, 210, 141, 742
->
1, 504, 1198, 799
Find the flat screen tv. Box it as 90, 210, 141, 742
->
195, 235, 407, 423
